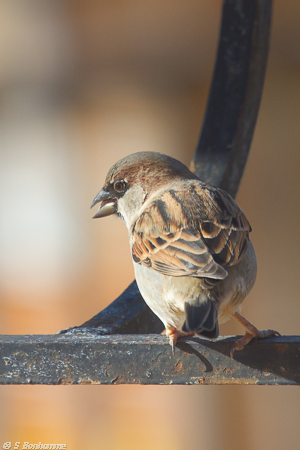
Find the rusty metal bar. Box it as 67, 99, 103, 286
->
0, 334, 298, 385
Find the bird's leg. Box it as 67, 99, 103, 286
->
225, 310, 280, 358
165, 327, 194, 356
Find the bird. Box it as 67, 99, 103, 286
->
91, 151, 279, 357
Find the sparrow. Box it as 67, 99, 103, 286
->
91, 152, 279, 357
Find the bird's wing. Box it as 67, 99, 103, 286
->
131, 181, 251, 279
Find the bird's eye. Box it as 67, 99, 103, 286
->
113, 180, 126, 193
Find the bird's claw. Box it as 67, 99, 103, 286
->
166, 328, 195, 356
230, 329, 281, 359
166, 328, 178, 356
170, 336, 176, 356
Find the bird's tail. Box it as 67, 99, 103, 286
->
182, 300, 219, 338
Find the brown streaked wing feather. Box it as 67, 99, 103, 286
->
194, 184, 251, 269
132, 226, 228, 278
132, 181, 251, 278
200, 215, 250, 269
131, 188, 218, 279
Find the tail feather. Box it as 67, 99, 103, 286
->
199, 322, 219, 339
182, 300, 219, 338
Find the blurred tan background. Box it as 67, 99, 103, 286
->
0, 1, 300, 449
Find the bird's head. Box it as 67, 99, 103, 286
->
91, 151, 197, 228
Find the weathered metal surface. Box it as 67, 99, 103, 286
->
73, 0, 273, 335
0, 334, 299, 385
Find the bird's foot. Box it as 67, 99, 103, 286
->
165, 328, 194, 356
226, 310, 280, 358
230, 329, 280, 359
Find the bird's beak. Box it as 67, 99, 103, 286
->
90, 189, 117, 219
